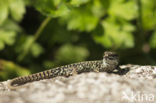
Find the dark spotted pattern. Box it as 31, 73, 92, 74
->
8, 51, 119, 89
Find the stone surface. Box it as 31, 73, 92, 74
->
0, 65, 156, 103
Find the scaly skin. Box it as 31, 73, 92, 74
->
8, 51, 119, 90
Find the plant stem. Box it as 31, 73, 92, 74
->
135, 0, 144, 52
34, 17, 52, 41
18, 17, 52, 61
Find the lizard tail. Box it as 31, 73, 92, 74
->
8, 70, 52, 90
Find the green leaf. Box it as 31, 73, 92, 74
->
70, 0, 90, 6
0, 1, 8, 25
91, 0, 109, 18
93, 18, 135, 48
59, 0, 109, 32
0, 29, 16, 50
16, 35, 44, 59
0, 41, 5, 50
141, 0, 156, 30
150, 32, 156, 48
108, 0, 137, 20
1, 19, 22, 32
31, 0, 70, 17
9, 0, 26, 21
50, 4, 70, 17
61, 8, 99, 32
0, 60, 30, 80
31, 43, 44, 57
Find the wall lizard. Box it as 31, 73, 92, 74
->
8, 51, 119, 90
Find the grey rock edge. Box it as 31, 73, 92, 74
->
0, 65, 156, 103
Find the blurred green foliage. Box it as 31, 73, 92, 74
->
0, 0, 156, 80
55, 44, 89, 64
0, 59, 30, 80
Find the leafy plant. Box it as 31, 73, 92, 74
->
0, 0, 156, 80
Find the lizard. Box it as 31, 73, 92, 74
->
7, 51, 119, 90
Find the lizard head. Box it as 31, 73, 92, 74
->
102, 51, 119, 68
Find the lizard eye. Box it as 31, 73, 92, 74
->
104, 51, 118, 57
103, 51, 119, 61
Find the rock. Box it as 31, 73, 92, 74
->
0, 65, 156, 103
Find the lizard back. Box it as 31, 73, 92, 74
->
8, 51, 119, 90
8, 60, 104, 89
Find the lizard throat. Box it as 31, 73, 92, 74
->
102, 59, 108, 67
